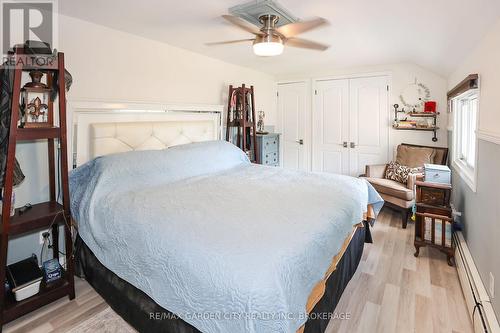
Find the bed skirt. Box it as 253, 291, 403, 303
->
75, 226, 367, 333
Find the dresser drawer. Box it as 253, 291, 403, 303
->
263, 151, 279, 166
262, 136, 279, 153
418, 187, 449, 206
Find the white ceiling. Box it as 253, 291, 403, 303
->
59, 0, 500, 77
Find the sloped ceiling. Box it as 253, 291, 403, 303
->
59, 0, 500, 77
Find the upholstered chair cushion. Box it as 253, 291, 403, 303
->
364, 177, 414, 201
365, 164, 387, 178
396, 145, 434, 168
379, 192, 414, 209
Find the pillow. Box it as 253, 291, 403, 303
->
384, 161, 420, 184
396, 145, 434, 168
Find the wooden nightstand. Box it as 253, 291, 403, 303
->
414, 181, 454, 265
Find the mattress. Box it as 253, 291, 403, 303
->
70, 140, 383, 333
75, 224, 368, 333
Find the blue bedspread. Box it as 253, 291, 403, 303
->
70, 141, 383, 333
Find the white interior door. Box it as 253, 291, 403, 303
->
312, 75, 389, 176
349, 76, 389, 176
312, 79, 349, 174
278, 81, 308, 171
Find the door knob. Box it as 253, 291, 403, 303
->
296, 139, 304, 145
343, 141, 348, 148
350, 142, 356, 148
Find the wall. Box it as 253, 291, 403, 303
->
277, 63, 449, 157
448, 18, 500, 318
9, 15, 276, 264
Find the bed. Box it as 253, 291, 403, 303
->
69, 106, 383, 333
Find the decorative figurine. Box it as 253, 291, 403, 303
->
256, 111, 268, 134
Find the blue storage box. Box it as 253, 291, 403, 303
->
42, 258, 62, 283
424, 163, 451, 184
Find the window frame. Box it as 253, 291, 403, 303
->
451, 89, 479, 192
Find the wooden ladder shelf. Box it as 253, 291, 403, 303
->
226, 84, 259, 163
0, 49, 75, 328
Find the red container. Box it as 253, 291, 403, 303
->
424, 101, 437, 113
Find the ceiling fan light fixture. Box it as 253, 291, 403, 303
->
252, 34, 284, 57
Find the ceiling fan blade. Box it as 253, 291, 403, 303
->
277, 17, 329, 38
205, 39, 254, 46
285, 38, 330, 51
222, 15, 262, 35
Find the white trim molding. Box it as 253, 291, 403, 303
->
455, 231, 500, 333
476, 129, 500, 145
452, 159, 477, 192
68, 99, 224, 167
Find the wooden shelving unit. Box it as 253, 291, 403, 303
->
407, 112, 439, 117
225, 84, 258, 163
392, 126, 439, 131
393, 109, 440, 142
414, 181, 454, 266
0, 48, 75, 329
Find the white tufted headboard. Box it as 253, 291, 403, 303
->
71, 101, 223, 167
89, 120, 216, 160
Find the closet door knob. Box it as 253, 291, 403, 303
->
350, 142, 356, 148
343, 141, 348, 148
296, 139, 304, 145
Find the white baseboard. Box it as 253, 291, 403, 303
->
455, 231, 500, 333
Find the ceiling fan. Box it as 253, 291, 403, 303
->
207, 14, 329, 57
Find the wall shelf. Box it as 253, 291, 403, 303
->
407, 112, 439, 118
392, 124, 439, 141
393, 105, 439, 142
0, 48, 75, 328
392, 126, 439, 131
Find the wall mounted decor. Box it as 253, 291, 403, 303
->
399, 79, 431, 112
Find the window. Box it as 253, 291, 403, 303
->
452, 89, 478, 191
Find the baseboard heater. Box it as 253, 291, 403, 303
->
454, 232, 500, 333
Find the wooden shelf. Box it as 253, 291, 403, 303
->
1, 49, 74, 328
2, 274, 70, 324
392, 125, 439, 131
416, 202, 452, 214
225, 84, 258, 163
415, 180, 452, 190
6, 201, 65, 236
17, 127, 60, 141
407, 112, 439, 117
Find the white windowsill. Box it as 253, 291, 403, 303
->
452, 159, 477, 192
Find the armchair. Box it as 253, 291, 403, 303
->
364, 143, 448, 228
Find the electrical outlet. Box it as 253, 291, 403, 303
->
489, 272, 495, 299
39, 231, 49, 245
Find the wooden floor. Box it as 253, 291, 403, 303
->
3, 208, 472, 333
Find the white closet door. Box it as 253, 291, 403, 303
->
277, 81, 308, 171
348, 76, 389, 176
312, 79, 349, 174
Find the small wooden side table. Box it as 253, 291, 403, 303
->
414, 181, 454, 266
